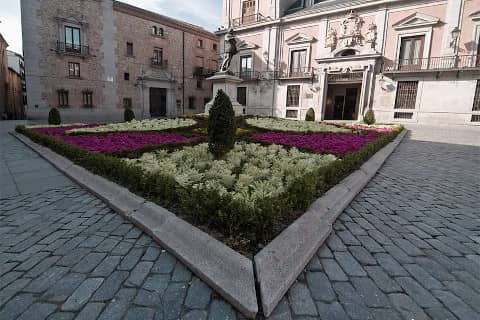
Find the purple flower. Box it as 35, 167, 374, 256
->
32, 126, 200, 153
250, 132, 379, 155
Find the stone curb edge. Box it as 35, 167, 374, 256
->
254, 129, 408, 317
12, 132, 259, 318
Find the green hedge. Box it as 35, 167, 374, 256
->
16, 125, 403, 251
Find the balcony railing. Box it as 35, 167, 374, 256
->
232, 13, 269, 27
235, 70, 261, 81
56, 41, 90, 57
279, 67, 314, 79
383, 55, 480, 73
151, 58, 168, 68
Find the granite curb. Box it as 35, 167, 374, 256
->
254, 129, 408, 317
12, 132, 259, 318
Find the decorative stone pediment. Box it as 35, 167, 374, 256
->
237, 40, 259, 51
393, 13, 440, 30
470, 11, 480, 21
286, 33, 316, 45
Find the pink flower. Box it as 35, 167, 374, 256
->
250, 132, 379, 155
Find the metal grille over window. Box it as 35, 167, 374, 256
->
395, 81, 418, 109
286, 85, 300, 107
473, 80, 480, 112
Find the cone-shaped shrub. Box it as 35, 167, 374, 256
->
208, 90, 236, 158
305, 108, 315, 121
364, 109, 376, 125
48, 108, 61, 125
124, 108, 135, 122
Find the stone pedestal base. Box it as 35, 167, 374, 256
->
204, 72, 244, 116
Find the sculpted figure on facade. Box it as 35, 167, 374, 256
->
365, 22, 378, 49
220, 29, 238, 73
325, 27, 338, 50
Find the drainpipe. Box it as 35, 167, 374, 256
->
182, 31, 185, 115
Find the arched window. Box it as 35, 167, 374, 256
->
158, 28, 164, 37
340, 49, 356, 57
152, 26, 157, 35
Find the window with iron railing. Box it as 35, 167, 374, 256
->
65, 26, 81, 53
290, 49, 308, 77
83, 90, 93, 108
68, 62, 80, 78
57, 89, 69, 107
395, 81, 418, 110
153, 48, 163, 65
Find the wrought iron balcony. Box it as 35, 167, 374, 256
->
279, 67, 315, 79
56, 41, 90, 57
151, 58, 168, 68
232, 13, 270, 27
383, 55, 480, 73
235, 70, 261, 81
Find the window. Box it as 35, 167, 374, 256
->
83, 90, 93, 107
286, 110, 299, 119
197, 39, 204, 48
176, 99, 182, 108
395, 81, 418, 109
152, 26, 164, 37
473, 80, 480, 112
126, 42, 134, 56
123, 98, 132, 109
213, 43, 218, 51
153, 48, 163, 65
57, 89, 69, 107
188, 97, 196, 109
240, 55, 253, 74
286, 85, 300, 107
399, 36, 424, 70
65, 26, 81, 52
68, 62, 80, 77
124, 73, 130, 81
290, 49, 307, 76
394, 112, 413, 120
196, 80, 203, 89
242, 0, 256, 23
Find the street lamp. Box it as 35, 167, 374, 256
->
450, 27, 461, 53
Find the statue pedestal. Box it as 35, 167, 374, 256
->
204, 72, 244, 116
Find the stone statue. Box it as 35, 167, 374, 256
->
220, 29, 238, 73
325, 27, 338, 50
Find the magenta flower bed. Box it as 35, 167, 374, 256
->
250, 132, 379, 155
32, 125, 97, 137
61, 132, 201, 153
32, 126, 200, 153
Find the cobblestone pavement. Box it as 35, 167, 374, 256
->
1, 121, 480, 320
272, 130, 480, 320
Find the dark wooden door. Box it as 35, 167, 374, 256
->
149, 88, 167, 117
237, 87, 247, 106
344, 88, 358, 120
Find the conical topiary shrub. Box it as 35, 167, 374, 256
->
208, 90, 236, 158
124, 108, 135, 122
305, 108, 315, 121
364, 109, 376, 125
48, 108, 61, 125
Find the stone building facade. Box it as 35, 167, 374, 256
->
21, 0, 219, 122
0, 34, 8, 118
6, 67, 26, 120
219, 0, 480, 125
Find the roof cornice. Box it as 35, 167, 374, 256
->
113, 1, 218, 41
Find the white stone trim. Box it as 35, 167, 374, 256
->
285, 32, 316, 45
392, 12, 440, 30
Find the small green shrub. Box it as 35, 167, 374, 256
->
124, 109, 135, 122
48, 108, 61, 125
305, 108, 315, 122
208, 90, 236, 158
364, 109, 376, 125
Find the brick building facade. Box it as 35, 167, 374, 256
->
0, 34, 8, 118
21, 0, 219, 122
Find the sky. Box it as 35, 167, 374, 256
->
0, 0, 223, 54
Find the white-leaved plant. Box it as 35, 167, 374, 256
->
124, 142, 337, 209
246, 118, 352, 133
65, 118, 196, 134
